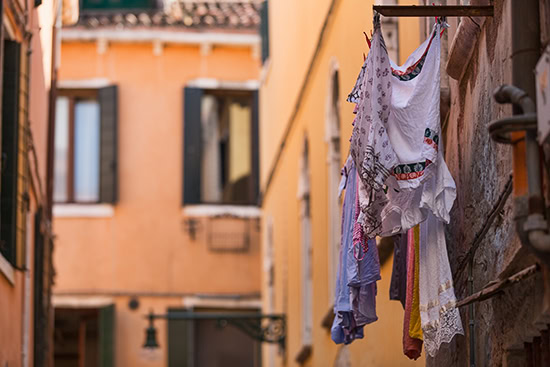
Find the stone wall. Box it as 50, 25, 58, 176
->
431, 0, 550, 365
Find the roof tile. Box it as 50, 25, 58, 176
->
70, 0, 262, 31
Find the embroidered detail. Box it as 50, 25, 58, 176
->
392, 160, 432, 180
424, 128, 439, 151
391, 31, 437, 81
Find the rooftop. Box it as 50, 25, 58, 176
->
70, 0, 262, 31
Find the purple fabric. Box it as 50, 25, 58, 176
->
331, 161, 381, 345
331, 162, 365, 344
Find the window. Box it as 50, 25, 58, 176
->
168, 308, 261, 367
81, 0, 158, 11
326, 69, 341, 306
1, 38, 25, 267
183, 88, 259, 206
298, 138, 313, 347
54, 86, 118, 204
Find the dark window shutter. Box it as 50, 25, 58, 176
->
168, 308, 193, 367
99, 304, 116, 367
251, 90, 260, 204
82, 0, 156, 11
260, 1, 269, 63
99, 85, 118, 204
183, 87, 203, 205
1, 40, 21, 265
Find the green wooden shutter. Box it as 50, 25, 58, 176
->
1, 40, 21, 265
260, 1, 269, 63
168, 308, 193, 367
183, 87, 203, 205
99, 85, 118, 204
251, 90, 260, 204
82, 0, 156, 11
99, 304, 116, 367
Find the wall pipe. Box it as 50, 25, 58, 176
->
490, 84, 550, 263
488, 0, 547, 263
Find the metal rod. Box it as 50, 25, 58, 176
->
373, 5, 493, 17
147, 312, 285, 320
457, 264, 540, 308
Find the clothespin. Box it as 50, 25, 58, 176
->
433, 2, 448, 36
363, 31, 371, 49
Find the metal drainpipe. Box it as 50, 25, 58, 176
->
489, 1, 550, 264
510, 0, 541, 217
468, 257, 476, 367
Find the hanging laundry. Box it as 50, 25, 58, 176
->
347, 17, 454, 238
332, 12, 464, 358
403, 226, 423, 360
332, 158, 381, 345
419, 211, 464, 357
348, 185, 379, 327
389, 233, 407, 308
331, 158, 365, 345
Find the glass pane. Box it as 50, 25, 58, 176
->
228, 101, 251, 184
200, 93, 253, 204
200, 95, 223, 203
53, 97, 69, 202
74, 100, 100, 202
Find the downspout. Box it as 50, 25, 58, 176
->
488, 0, 547, 262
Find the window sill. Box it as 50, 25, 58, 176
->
53, 204, 115, 218
182, 204, 261, 218
0, 253, 15, 286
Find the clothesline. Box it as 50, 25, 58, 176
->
372, 5, 494, 17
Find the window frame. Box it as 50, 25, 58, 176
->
55, 88, 100, 204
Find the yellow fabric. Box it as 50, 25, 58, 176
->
409, 225, 423, 340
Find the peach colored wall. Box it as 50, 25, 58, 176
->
55, 41, 260, 294
260, 0, 425, 366
0, 272, 25, 365
54, 39, 261, 366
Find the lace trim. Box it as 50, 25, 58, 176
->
419, 280, 454, 311
422, 305, 464, 357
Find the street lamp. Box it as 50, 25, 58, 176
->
142, 310, 286, 351
143, 312, 160, 349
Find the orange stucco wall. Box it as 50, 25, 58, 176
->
54, 38, 261, 366
56, 41, 260, 294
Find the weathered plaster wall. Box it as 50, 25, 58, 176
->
433, 0, 550, 365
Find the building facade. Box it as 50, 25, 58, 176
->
52, 1, 262, 366
0, 0, 74, 365
260, 0, 550, 367
434, 0, 550, 366
258, 1, 428, 366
